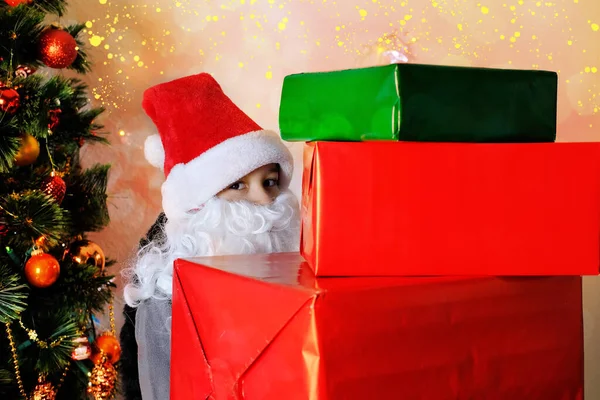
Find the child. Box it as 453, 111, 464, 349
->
120, 73, 300, 400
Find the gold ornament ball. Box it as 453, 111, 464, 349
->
91, 333, 121, 364
14, 133, 40, 167
25, 253, 60, 288
31, 379, 57, 400
88, 359, 117, 400
65, 240, 105, 276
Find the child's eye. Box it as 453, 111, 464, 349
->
228, 182, 246, 190
264, 179, 278, 188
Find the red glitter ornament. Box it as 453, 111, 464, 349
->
41, 172, 66, 203
4, 0, 32, 6
39, 28, 78, 69
0, 87, 20, 114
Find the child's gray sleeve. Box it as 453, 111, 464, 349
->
135, 298, 172, 400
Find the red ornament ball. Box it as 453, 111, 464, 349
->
91, 333, 121, 364
39, 29, 78, 69
0, 87, 20, 114
24, 253, 60, 288
4, 0, 32, 6
41, 173, 66, 203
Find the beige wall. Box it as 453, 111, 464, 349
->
65, 0, 600, 396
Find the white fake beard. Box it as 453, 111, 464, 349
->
123, 189, 300, 306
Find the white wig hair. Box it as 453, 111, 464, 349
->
123, 189, 300, 307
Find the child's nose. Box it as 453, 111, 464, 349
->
248, 186, 273, 206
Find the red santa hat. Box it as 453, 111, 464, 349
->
142, 73, 294, 221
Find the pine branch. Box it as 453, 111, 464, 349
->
49, 78, 109, 145
12, 75, 74, 139
0, 0, 67, 15
0, 368, 11, 385
16, 313, 79, 373
10, 75, 51, 139
62, 164, 110, 234
65, 24, 91, 74
0, 6, 45, 71
32, 0, 68, 16
34, 317, 79, 372
55, 360, 94, 400
8, 76, 108, 146
0, 264, 28, 324
0, 130, 20, 173
0, 190, 70, 251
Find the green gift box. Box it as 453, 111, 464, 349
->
279, 64, 557, 143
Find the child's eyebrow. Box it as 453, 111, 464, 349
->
268, 165, 279, 173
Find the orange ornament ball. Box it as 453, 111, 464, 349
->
24, 253, 60, 288
91, 333, 121, 364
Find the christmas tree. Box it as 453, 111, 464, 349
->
0, 1, 118, 399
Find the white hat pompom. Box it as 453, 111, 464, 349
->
144, 134, 165, 170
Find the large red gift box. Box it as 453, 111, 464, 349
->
301, 141, 600, 276
171, 253, 583, 400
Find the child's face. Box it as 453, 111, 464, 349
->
217, 163, 281, 205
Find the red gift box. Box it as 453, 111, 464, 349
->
301, 141, 600, 276
171, 253, 583, 400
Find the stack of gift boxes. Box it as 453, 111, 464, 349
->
170, 64, 600, 399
